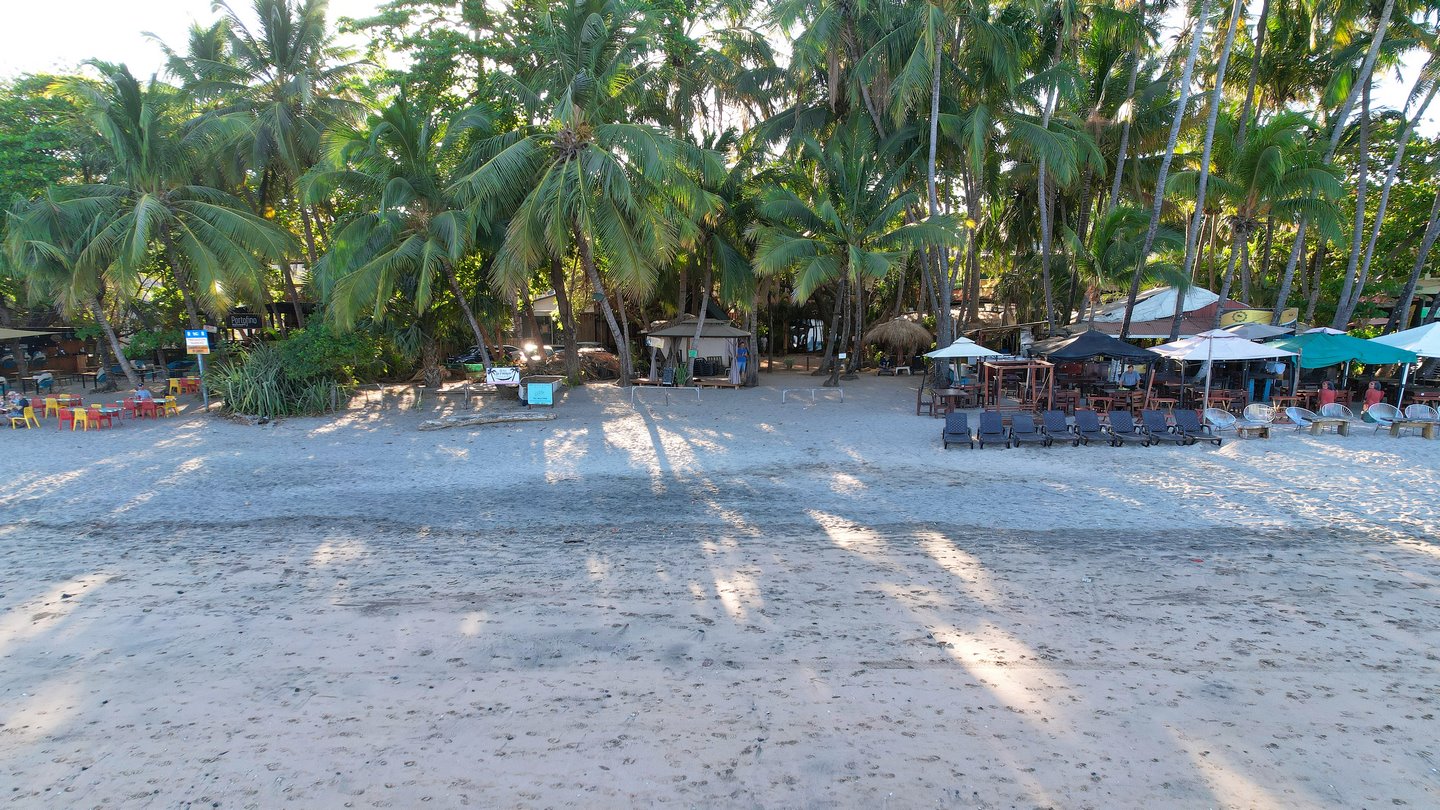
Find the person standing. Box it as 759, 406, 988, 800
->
1362, 381, 1385, 412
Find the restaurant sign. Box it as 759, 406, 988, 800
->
1220, 308, 1299, 326
184, 329, 211, 355
229, 313, 263, 329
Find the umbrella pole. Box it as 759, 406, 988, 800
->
1203, 336, 1214, 414
1398, 362, 1411, 406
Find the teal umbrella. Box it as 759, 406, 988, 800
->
1270, 331, 1418, 369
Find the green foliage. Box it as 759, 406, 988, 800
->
209, 342, 347, 418
124, 329, 183, 360
275, 322, 390, 383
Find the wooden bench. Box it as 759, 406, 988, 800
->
1235, 422, 1271, 439
1389, 419, 1437, 439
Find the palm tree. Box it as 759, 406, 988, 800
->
56, 62, 294, 329
306, 94, 498, 383
452, 0, 706, 385
6, 189, 140, 388
752, 117, 957, 386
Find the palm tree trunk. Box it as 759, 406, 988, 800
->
1108, 0, 1147, 215
161, 225, 203, 329
420, 331, 442, 389
1179, 0, 1243, 301
441, 261, 494, 369
1234, 0, 1272, 145
1351, 79, 1440, 319
1255, 216, 1274, 298
1333, 76, 1373, 329
925, 43, 952, 349
88, 295, 139, 389
1214, 228, 1245, 328
821, 279, 847, 386
548, 258, 581, 381
1304, 241, 1327, 324
1271, 0, 1395, 322
688, 253, 713, 379
0, 293, 31, 381
280, 260, 307, 329
1036, 27, 1066, 331
1384, 187, 1440, 333
574, 228, 633, 385
1121, 0, 1211, 339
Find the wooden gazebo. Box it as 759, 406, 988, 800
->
979, 358, 1055, 412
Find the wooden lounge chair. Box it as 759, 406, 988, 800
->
1141, 409, 1191, 445
941, 412, 973, 449
1106, 410, 1151, 446
1174, 410, 1221, 446
976, 411, 1009, 448
1009, 413, 1053, 447
1040, 409, 1078, 446
1072, 409, 1110, 446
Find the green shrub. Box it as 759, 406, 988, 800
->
276, 323, 387, 383
209, 343, 349, 418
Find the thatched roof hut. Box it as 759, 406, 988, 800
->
864, 319, 932, 353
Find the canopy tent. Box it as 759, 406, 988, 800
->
643, 315, 749, 384
923, 337, 1003, 359
1152, 329, 1297, 411
1090, 286, 1220, 323
0, 328, 63, 341
1270, 330, 1418, 369
1222, 322, 1293, 341
1029, 329, 1158, 361
1370, 321, 1440, 402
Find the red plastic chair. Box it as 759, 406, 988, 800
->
138, 399, 160, 419
121, 398, 138, 419
88, 407, 113, 429
57, 408, 76, 430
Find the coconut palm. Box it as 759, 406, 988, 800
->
451, 0, 708, 385
55, 61, 294, 328
751, 117, 957, 386
305, 94, 496, 384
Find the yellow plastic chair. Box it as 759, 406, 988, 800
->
162, 396, 180, 417
72, 408, 90, 431
43, 397, 60, 418
9, 406, 39, 429
168, 378, 183, 396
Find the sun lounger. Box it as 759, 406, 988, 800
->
1107, 410, 1151, 446
942, 411, 973, 449
1072, 409, 1110, 446
1141, 409, 1191, 445
1009, 412, 1053, 447
977, 411, 1009, 448
1174, 409, 1221, 446
1040, 409, 1078, 446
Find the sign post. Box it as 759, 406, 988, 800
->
184, 329, 211, 410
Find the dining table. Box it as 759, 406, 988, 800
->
932, 386, 977, 416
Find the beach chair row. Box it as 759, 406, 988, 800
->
942, 409, 1222, 449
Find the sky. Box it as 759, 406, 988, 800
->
0, 0, 1433, 132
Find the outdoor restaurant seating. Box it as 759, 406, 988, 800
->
1141, 409, 1191, 445
1403, 404, 1440, 424
87, 406, 113, 429
1041, 409, 1078, 446
941, 412, 973, 449
1107, 411, 1151, 446
72, 408, 90, 431
976, 411, 1008, 448
1009, 413, 1052, 447
1203, 408, 1237, 433
163, 396, 180, 417
58, 407, 76, 430
1285, 407, 1319, 431
1365, 403, 1402, 432
1318, 403, 1357, 420
1174, 410, 1222, 445
1073, 409, 1109, 445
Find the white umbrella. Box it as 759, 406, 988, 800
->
923, 337, 1003, 359
1152, 329, 1297, 412
1371, 322, 1440, 403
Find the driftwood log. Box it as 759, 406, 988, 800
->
417, 410, 556, 431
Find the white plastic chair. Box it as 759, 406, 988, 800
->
1318, 403, 1356, 420
1285, 406, 1317, 431
1242, 403, 1275, 425
1365, 402, 1402, 433
1203, 408, 1237, 432
1402, 404, 1439, 423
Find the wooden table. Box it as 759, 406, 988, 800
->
933, 388, 975, 416
1146, 397, 1178, 412
1270, 395, 1299, 412
1389, 419, 1437, 439
1236, 423, 1271, 439
1309, 417, 1350, 436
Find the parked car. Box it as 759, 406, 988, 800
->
447, 345, 526, 366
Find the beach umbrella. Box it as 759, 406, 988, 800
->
923, 337, 1003, 359
1152, 329, 1297, 412
863, 319, 932, 355
1371, 322, 1440, 402
1028, 328, 1159, 361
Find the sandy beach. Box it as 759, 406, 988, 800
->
2, 373, 1438, 808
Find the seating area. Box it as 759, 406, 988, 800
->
5, 382, 191, 432
941, 408, 1233, 449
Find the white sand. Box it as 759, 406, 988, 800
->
2, 374, 1438, 808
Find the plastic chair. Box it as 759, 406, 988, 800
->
122, 398, 138, 419
9, 406, 38, 429
88, 407, 113, 429
1285, 407, 1317, 430
941, 412, 973, 449
138, 399, 160, 418
57, 407, 75, 430
1318, 403, 1356, 420
72, 408, 90, 431
168, 377, 184, 396
43, 397, 60, 418
163, 396, 180, 417
1365, 403, 1402, 432
1203, 408, 1237, 432
1402, 404, 1440, 423
1242, 404, 1275, 424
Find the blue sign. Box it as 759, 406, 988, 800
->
527, 382, 553, 406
